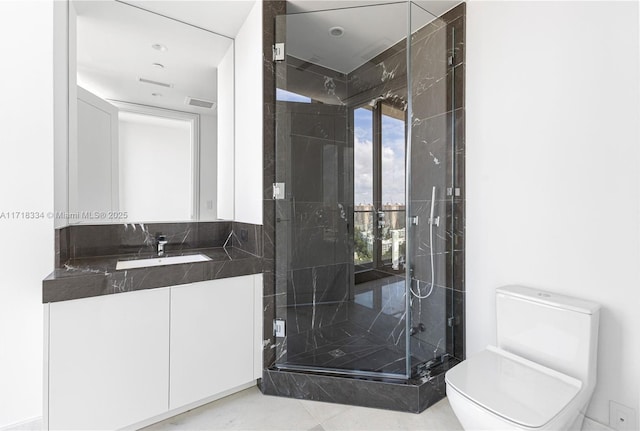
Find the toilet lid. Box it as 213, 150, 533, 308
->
445, 346, 582, 429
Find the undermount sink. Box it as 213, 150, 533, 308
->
115, 254, 212, 270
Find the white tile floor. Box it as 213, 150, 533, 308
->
142, 386, 463, 431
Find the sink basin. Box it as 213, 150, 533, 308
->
115, 254, 212, 270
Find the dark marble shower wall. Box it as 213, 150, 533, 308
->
261, 0, 465, 409
262, 0, 287, 370
261, 1, 466, 365
339, 4, 466, 362
274, 69, 353, 364
409, 4, 465, 361
346, 37, 408, 107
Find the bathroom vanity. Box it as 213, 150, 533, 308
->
42, 223, 263, 430
44, 0, 265, 427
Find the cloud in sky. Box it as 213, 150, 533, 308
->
354, 136, 373, 204
354, 108, 405, 205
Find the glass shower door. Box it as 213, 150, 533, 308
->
273, 3, 411, 379
271, 1, 462, 381
407, 2, 464, 376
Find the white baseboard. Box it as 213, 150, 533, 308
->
122, 380, 258, 430
0, 417, 42, 431
583, 416, 614, 431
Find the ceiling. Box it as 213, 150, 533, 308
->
75, 0, 462, 113
285, 0, 461, 74
120, 1, 257, 38
286, 0, 459, 16
74, 1, 252, 115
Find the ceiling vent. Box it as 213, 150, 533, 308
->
138, 77, 173, 88
185, 97, 216, 109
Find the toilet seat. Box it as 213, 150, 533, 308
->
445, 346, 582, 429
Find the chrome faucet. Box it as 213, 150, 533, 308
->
156, 234, 168, 256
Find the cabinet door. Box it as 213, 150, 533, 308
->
48, 289, 170, 430
170, 276, 255, 409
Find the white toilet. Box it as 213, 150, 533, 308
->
445, 285, 600, 430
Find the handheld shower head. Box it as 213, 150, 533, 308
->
430, 186, 436, 223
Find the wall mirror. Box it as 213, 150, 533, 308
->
67, 0, 235, 224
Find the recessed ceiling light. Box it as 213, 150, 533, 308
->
152, 63, 165, 69
152, 93, 163, 97
329, 26, 344, 37
152, 44, 168, 52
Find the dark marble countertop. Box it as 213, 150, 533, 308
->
43, 247, 263, 303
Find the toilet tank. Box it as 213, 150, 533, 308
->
496, 285, 600, 385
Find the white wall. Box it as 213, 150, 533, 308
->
0, 1, 55, 427
233, 0, 263, 225
119, 112, 192, 222
466, 1, 640, 427
217, 43, 235, 220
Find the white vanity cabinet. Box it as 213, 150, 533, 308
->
46, 288, 171, 431
45, 274, 263, 430
169, 276, 256, 409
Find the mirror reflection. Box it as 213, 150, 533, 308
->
69, 0, 233, 223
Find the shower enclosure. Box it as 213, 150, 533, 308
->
268, 0, 465, 389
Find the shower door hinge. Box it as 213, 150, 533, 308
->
273, 43, 285, 62
273, 319, 286, 337
447, 316, 459, 327
273, 182, 285, 200
409, 215, 419, 226
447, 55, 455, 67
446, 187, 461, 197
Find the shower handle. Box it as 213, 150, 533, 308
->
429, 186, 440, 227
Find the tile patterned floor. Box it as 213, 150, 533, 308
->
142, 386, 463, 431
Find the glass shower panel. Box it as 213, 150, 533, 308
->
407, 2, 458, 376
274, 3, 411, 378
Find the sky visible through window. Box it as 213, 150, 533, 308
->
354, 107, 405, 205
276, 88, 311, 103
354, 108, 373, 205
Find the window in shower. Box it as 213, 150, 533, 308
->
353, 101, 406, 275
353, 106, 374, 269
380, 103, 406, 268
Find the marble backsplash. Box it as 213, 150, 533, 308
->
55, 221, 263, 266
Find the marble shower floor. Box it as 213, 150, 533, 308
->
282, 280, 444, 375
284, 317, 411, 375
142, 386, 463, 430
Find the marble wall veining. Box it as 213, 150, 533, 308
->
44, 247, 262, 303
261, 1, 465, 413
47, 220, 264, 303
262, 364, 455, 414
55, 221, 233, 263
261, 0, 287, 370
232, 221, 264, 257
409, 4, 466, 360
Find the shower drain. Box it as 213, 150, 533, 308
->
328, 349, 346, 358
